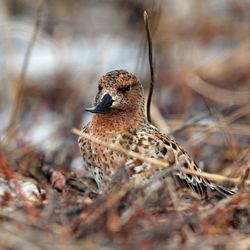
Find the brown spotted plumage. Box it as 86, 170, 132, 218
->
79, 70, 234, 198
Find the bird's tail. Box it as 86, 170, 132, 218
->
212, 183, 235, 198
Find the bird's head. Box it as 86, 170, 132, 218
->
86, 70, 145, 116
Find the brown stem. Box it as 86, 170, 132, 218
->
144, 11, 154, 123
2, 0, 46, 146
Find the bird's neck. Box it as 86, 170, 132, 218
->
91, 109, 145, 136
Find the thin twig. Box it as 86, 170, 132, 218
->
239, 167, 250, 190
150, 103, 170, 133
170, 110, 211, 135
144, 11, 155, 123
84, 180, 135, 225
170, 104, 248, 136
2, 0, 46, 145
203, 99, 238, 164
181, 123, 250, 138
186, 74, 250, 105
72, 128, 249, 185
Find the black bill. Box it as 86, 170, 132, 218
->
85, 93, 114, 114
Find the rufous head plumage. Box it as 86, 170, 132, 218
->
86, 70, 145, 117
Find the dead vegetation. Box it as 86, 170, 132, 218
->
0, 1, 249, 249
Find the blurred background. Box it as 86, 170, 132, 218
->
1, 0, 250, 177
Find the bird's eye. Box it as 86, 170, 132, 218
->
118, 85, 131, 93
98, 85, 103, 91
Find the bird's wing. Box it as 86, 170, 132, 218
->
126, 124, 234, 198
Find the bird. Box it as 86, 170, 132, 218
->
78, 69, 234, 198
